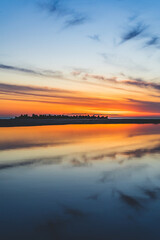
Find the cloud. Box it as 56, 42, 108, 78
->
71, 67, 91, 77
0, 83, 76, 103
2, 63, 158, 95
70, 157, 91, 168
145, 36, 160, 48
0, 64, 39, 75
99, 164, 148, 184
0, 140, 53, 151
0, 82, 68, 93
0, 80, 160, 116
122, 144, 160, 159
0, 63, 62, 78
0, 156, 63, 170
120, 17, 160, 50
0, 134, 72, 151
39, 0, 70, 17
141, 188, 158, 200
123, 77, 160, 91
127, 98, 160, 112
86, 142, 160, 166
121, 22, 147, 43
138, 185, 160, 202
84, 73, 118, 84
0, 82, 160, 115
0, 82, 126, 114
64, 14, 88, 28
88, 34, 101, 42
85, 73, 160, 91
118, 191, 145, 211
0, 82, 126, 109
99, 170, 114, 183
128, 14, 138, 22
38, 0, 88, 28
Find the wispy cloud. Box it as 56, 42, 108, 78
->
88, 34, 101, 42
70, 157, 91, 168
0, 82, 119, 108
121, 15, 160, 50
121, 22, 147, 43
99, 164, 148, 184
88, 142, 160, 165
0, 156, 63, 170
39, 0, 70, 17
0, 82, 71, 96
2, 63, 158, 94
85, 73, 160, 91
126, 98, 160, 112
71, 67, 91, 78
122, 144, 160, 159
38, 0, 89, 28
145, 36, 160, 48
118, 191, 145, 211
64, 14, 88, 28
0, 63, 62, 78
0, 82, 129, 110
0, 131, 72, 151
0, 82, 160, 115
140, 187, 159, 200
124, 77, 160, 91
128, 14, 138, 22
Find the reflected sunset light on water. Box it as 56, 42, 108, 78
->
0, 124, 160, 240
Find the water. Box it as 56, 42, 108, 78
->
0, 124, 160, 240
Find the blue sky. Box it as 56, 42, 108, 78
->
0, 0, 160, 117
1, 0, 160, 75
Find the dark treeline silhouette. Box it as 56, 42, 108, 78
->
15, 114, 108, 120
1, 115, 160, 127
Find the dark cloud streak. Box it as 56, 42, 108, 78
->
118, 191, 145, 211
145, 36, 160, 48
85, 73, 160, 91
0, 63, 62, 78
0, 82, 160, 113
121, 22, 147, 43
0, 156, 63, 170
38, 0, 88, 28
64, 15, 88, 28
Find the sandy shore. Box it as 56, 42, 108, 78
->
0, 118, 160, 127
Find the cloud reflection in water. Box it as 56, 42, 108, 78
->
0, 124, 160, 240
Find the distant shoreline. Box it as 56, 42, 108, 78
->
0, 118, 160, 127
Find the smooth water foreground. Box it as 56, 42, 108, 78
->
0, 124, 160, 240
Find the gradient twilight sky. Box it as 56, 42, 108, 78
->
0, 0, 160, 117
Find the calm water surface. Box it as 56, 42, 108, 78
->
0, 124, 160, 240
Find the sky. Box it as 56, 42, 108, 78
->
0, 0, 160, 118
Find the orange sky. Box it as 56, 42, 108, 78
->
0, 70, 160, 118
0, 0, 160, 118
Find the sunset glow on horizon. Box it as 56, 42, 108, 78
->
0, 0, 160, 118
